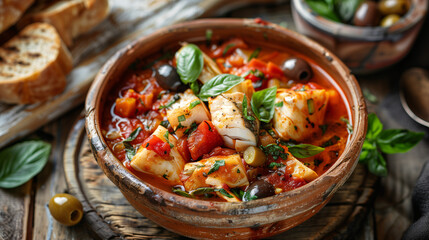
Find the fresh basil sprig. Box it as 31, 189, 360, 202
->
198, 74, 244, 101
251, 87, 277, 123
176, 44, 204, 84
305, 0, 362, 23
359, 113, 424, 176
0, 140, 51, 188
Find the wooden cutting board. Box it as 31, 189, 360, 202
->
0, 0, 284, 149
64, 118, 378, 239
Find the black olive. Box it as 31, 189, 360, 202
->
154, 64, 186, 92
243, 179, 275, 201
353, 1, 381, 27
281, 57, 313, 82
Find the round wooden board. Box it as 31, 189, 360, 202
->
64, 118, 378, 239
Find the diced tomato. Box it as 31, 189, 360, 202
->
136, 93, 154, 113
187, 121, 224, 160
254, 17, 269, 25
142, 135, 171, 159
202, 146, 236, 159
266, 62, 284, 79
212, 38, 248, 58
115, 97, 137, 118
247, 58, 267, 71
227, 54, 244, 68
266, 172, 306, 192
177, 136, 191, 162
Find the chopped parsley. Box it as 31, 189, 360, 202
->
123, 127, 141, 143
248, 47, 261, 62
191, 187, 214, 196
178, 115, 186, 122
307, 98, 315, 115
268, 162, 285, 169
321, 135, 340, 147
164, 131, 174, 148
160, 120, 170, 128
260, 144, 288, 160
207, 160, 225, 175
275, 101, 283, 107
184, 122, 198, 135
341, 117, 353, 134
319, 124, 328, 135
189, 100, 201, 109
159, 94, 180, 109
162, 173, 168, 179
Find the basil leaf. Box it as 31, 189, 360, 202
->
376, 129, 424, 154
305, 0, 341, 22
191, 187, 215, 196
251, 87, 277, 123
190, 81, 200, 95
123, 142, 136, 161
123, 127, 142, 143
243, 189, 258, 201
207, 160, 225, 175
335, 0, 363, 22
366, 113, 383, 140
0, 141, 51, 188
230, 188, 245, 200
288, 144, 324, 158
199, 74, 245, 101
368, 151, 387, 177
176, 44, 204, 84
242, 95, 255, 121
215, 188, 233, 198
248, 47, 261, 62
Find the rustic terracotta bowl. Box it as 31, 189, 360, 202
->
85, 19, 367, 239
292, 0, 428, 74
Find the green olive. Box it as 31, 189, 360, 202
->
244, 146, 267, 167
48, 193, 83, 226
381, 14, 401, 27
379, 0, 410, 16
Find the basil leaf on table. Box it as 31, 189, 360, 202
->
198, 74, 244, 101
366, 113, 383, 139
376, 129, 424, 154
176, 44, 204, 84
0, 140, 51, 188
251, 87, 277, 123
287, 144, 325, 158
368, 150, 387, 177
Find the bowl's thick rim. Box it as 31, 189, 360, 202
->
85, 18, 367, 226
292, 0, 428, 41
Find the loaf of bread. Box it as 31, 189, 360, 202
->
19, 0, 109, 46
0, 23, 73, 104
0, 0, 35, 34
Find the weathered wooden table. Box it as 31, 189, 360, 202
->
1, 1, 428, 239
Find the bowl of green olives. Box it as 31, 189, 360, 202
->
292, 0, 427, 74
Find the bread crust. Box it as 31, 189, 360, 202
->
0, 0, 35, 34
0, 23, 73, 104
21, 0, 109, 46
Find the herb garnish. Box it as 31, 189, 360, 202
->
251, 87, 277, 123
307, 98, 315, 115
248, 47, 261, 62
260, 144, 288, 160
359, 113, 424, 176
164, 131, 174, 148
0, 141, 51, 188
184, 122, 198, 135
176, 44, 204, 85
321, 135, 340, 147
178, 115, 186, 122
172, 186, 193, 198
341, 117, 353, 134
223, 44, 236, 56
189, 100, 201, 109
191, 187, 215, 196
286, 144, 325, 158
207, 160, 225, 175
275, 101, 283, 107
215, 188, 233, 198
205, 29, 213, 45
123, 127, 141, 143
242, 94, 255, 121
123, 142, 136, 161
268, 162, 285, 169
159, 94, 180, 109
198, 74, 245, 101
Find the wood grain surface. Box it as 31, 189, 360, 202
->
63, 118, 377, 239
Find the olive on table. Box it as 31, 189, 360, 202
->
154, 64, 186, 92
379, 0, 410, 16
281, 57, 313, 82
244, 146, 267, 167
381, 14, 401, 27
243, 179, 275, 201
48, 193, 83, 226
353, 1, 381, 27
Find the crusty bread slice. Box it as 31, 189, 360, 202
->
0, 23, 73, 104
0, 0, 35, 34
19, 0, 109, 46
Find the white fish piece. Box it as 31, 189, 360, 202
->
130, 125, 185, 184
273, 89, 329, 142
209, 92, 259, 152
183, 154, 248, 202
167, 89, 210, 138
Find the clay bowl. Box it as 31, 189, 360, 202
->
292, 0, 428, 74
85, 19, 367, 239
